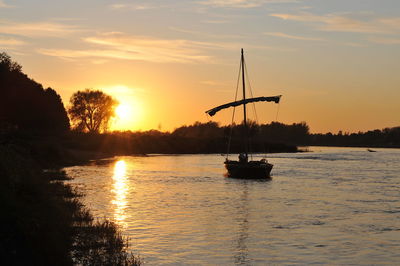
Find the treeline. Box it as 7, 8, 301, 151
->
63, 121, 303, 157
309, 128, 400, 148
0, 53, 69, 133
172, 121, 309, 145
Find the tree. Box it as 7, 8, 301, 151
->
68, 89, 118, 133
0, 52, 22, 73
0, 52, 70, 132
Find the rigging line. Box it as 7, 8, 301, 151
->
244, 58, 257, 161
275, 101, 281, 121
233, 55, 241, 103
243, 54, 257, 161
226, 55, 243, 159
243, 58, 259, 125
244, 57, 271, 159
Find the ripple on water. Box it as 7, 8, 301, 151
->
65, 147, 400, 264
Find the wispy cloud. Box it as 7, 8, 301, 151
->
109, 4, 126, 9
264, 32, 324, 41
0, 20, 82, 37
369, 36, 400, 45
109, 3, 158, 10
84, 33, 212, 63
169, 27, 294, 51
38, 48, 132, 61
200, 0, 299, 8
270, 12, 400, 34
203, 19, 230, 24
170, 27, 245, 39
38, 32, 213, 63
38, 31, 293, 64
0, 37, 25, 46
342, 42, 367, 48
0, 0, 13, 8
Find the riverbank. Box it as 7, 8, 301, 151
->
0, 136, 141, 265
0, 127, 302, 264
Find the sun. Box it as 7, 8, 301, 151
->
112, 100, 142, 131
115, 103, 131, 120
113, 102, 136, 131
102, 85, 145, 131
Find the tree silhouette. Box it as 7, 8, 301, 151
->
68, 89, 118, 133
0, 52, 69, 132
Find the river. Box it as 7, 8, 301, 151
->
65, 147, 400, 265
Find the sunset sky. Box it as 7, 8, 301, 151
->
1, 0, 399, 133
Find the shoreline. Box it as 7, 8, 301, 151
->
0, 139, 141, 265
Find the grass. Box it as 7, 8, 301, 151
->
0, 140, 141, 265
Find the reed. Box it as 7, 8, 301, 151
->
0, 142, 141, 265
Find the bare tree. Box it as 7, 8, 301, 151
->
68, 89, 118, 133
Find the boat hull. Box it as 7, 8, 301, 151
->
224, 160, 273, 179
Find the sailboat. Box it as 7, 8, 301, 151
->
206, 49, 282, 178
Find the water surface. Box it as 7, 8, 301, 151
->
66, 147, 400, 264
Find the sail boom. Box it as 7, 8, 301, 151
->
205, 95, 282, 117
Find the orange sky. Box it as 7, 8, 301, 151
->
1, 0, 399, 133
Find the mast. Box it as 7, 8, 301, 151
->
241, 48, 249, 159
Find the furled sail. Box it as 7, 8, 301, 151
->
205, 95, 282, 117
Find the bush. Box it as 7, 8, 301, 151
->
0, 143, 140, 265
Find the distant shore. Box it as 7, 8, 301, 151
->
300, 144, 400, 149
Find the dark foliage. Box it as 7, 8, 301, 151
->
62, 121, 400, 159
62, 121, 301, 158
0, 140, 140, 265
68, 89, 117, 133
309, 127, 400, 148
0, 52, 70, 133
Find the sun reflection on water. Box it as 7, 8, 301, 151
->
112, 160, 128, 227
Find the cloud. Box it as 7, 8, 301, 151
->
168, 27, 294, 51
270, 12, 400, 34
170, 27, 244, 39
264, 32, 324, 41
199, 0, 299, 8
38, 33, 214, 63
369, 37, 400, 45
0, 0, 13, 8
109, 4, 126, 9
203, 19, 230, 24
0, 20, 82, 37
342, 42, 367, 48
0, 37, 25, 46
84, 33, 213, 63
37, 30, 294, 64
109, 3, 157, 10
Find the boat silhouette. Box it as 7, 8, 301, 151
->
206, 49, 281, 178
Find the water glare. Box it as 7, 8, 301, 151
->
66, 148, 400, 264
112, 160, 128, 227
